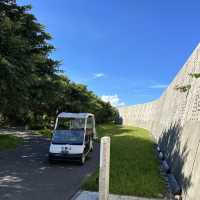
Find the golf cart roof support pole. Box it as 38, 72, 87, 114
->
84, 117, 87, 130
93, 117, 97, 139
99, 136, 110, 200
54, 117, 58, 130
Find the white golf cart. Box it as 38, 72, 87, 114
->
48, 112, 96, 164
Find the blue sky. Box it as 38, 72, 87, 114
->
19, 0, 200, 106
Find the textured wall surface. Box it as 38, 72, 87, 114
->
118, 44, 200, 200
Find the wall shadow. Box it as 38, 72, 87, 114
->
158, 122, 191, 193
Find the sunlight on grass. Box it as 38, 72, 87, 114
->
34, 128, 52, 138
82, 124, 165, 198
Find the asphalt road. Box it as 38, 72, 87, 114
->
0, 131, 100, 200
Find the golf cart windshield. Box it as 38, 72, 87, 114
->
53, 117, 85, 144
52, 130, 84, 145
56, 117, 85, 130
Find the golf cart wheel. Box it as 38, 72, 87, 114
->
48, 157, 55, 164
80, 153, 86, 165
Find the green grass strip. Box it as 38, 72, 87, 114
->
0, 134, 23, 150
82, 124, 165, 198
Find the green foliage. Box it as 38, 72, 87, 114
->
174, 84, 191, 93
82, 124, 165, 197
189, 73, 200, 79
0, 134, 23, 150
0, 1, 118, 128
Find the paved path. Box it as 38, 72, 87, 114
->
0, 130, 100, 200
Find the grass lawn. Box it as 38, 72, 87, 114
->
0, 134, 23, 150
82, 124, 165, 198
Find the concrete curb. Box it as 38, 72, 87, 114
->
71, 190, 166, 200
70, 190, 83, 200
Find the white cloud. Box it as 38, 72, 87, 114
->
93, 73, 105, 78
149, 84, 168, 89
101, 95, 125, 107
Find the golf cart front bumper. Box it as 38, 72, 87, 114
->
48, 152, 82, 161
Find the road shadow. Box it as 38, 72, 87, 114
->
158, 122, 191, 193
0, 132, 100, 200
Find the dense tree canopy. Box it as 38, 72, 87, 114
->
0, 1, 118, 128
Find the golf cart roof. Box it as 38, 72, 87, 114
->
57, 112, 94, 119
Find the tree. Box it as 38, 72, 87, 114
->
0, 1, 118, 128
0, 2, 59, 125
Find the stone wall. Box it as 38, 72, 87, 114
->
118, 43, 200, 200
